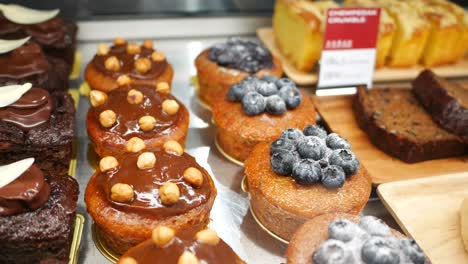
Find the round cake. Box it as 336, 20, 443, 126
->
85, 38, 173, 92
85, 142, 217, 254
86, 84, 189, 157
194, 37, 282, 108
244, 125, 372, 241
287, 213, 431, 264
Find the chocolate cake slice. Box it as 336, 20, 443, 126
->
353, 87, 466, 163
412, 69, 468, 142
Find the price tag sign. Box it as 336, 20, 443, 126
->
317, 8, 380, 90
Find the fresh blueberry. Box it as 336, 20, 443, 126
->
321, 165, 346, 189
328, 218, 364, 242
358, 216, 392, 237
313, 239, 353, 264
265, 95, 287, 115
217, 52, 235, 65
296, 136, 326, 160
326, 133, 351, 150
241, 91, 266, 116
328, 149, 360, 177
361, 237, 400, 264
275, 78, 295, 88
400, 239, 425, 264
278, 86, 302, 109
261, 75, 279, 83
227, 83, 245, 102
303, 125, 328, 139
280, 128, 303, 142
270, 138, 295, 155
256, 81, 278, 97
292, 159, 321, 185
270, 150, 298, 176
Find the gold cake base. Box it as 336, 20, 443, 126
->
91, 223, 119, 263
214, 136, 244, 167
69, 214, 85, 264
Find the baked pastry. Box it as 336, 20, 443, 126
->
460, 197, 468, 253
287, 213, 431, 264
212, 76, 316, 162
0, 158, 79, 264
117, 227, 245, 264
85, 142, 217, 254
244, 125, 372, 240
0, 41, 69, 92
194, 37, 282, 108
0, 83, 75, 175
354, 86, 466, 163
86, 84, 189, 157
413, 70, 468, 142
85, 38, 173, 93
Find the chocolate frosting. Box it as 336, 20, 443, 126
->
0, 164, 51, 216
0, 42, 50, 78
122, 236, 240, 264
96, 151, 212, 218
0, 88, 53, 130
92, 43, 167, 80
91, 85, 181, 140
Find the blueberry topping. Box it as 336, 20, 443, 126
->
292, 159, 321, 185
261, 75, 279, 83
296, 136, 326, 160
313, 239, 353, 264
328, 218, 362, 242
270, 138, 295, 155
361, 237, 400, 264
276, 78, 295, 88
326, 133, 351, 150
359, 216, 392, 237
400, 239, 425, 264
321, 165, 346, 189
303, 125, 328, 139
329, 149, 360, 177
270, 150, 298, 176
257, 81, 278, 97
266, 95, 287, 115
241, 91, 266, 116
280, 128, 303, 142
278, 86, 302, 109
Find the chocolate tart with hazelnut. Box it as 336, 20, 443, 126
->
85, 38, 173, 93
195, 37, 282, 108
287, 213, 431, 264
85, 141, 217, 254
244, 125, 372, 241
86, 84, 189, 157
212, 76, 316, 163
117, 227, 245, 264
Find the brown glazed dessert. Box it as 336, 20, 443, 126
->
117, 227, 245, 264
86, 84, 189, 157
244, 125, 372, 241
287, 213, 431, 264
85, 142, 217, 254
354, 86, 466, 163
0, 41, 68, 92
0, 159, 79, 264
195, 37, 283, 108
413, 69, 468, 142
85, 38, 173, 93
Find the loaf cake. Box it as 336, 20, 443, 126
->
354, 86, 466, 163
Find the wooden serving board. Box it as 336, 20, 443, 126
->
313, 95, 468, 184
378, 172, 468, 264
257, 27, 468, 86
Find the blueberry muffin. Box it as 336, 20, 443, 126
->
194, 37, 283, 108
244, 125, 372, 240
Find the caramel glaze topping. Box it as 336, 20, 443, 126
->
96, 151, 212, 218
0, 88, 53, 131
0, 42, 49, 78
91, 85, 181, 140
122, 235, 239, 264
93, 42, 167, 80
0, 164, 51, 216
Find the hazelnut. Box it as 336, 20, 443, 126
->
111, 183, 134, 203
99, 156, 119, 172
183, 167, 204, 187
135, 57, 152, 74
97, 43, 109, 56
159, 182, 180, 205
99, 110, 117, 128
163, 140, 183, 156
126, 137, 146, 153
89, 90, 108, 107
162, 99, 179, 115
138, 116, 156, 131
151, 226, 175, 247
156, 82, 170, 94
143, 39, 154, 49
119, 257, 138, 264
177, 252, 199, 264
137, 152, 156, 169
151, 51, 166, 62
105, 56, 120, 71
126, 43, 141, 55
127, 89, 144, 104
117, 74, 131, 86
114, 37, 126, 45
195, 229, 220, 246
